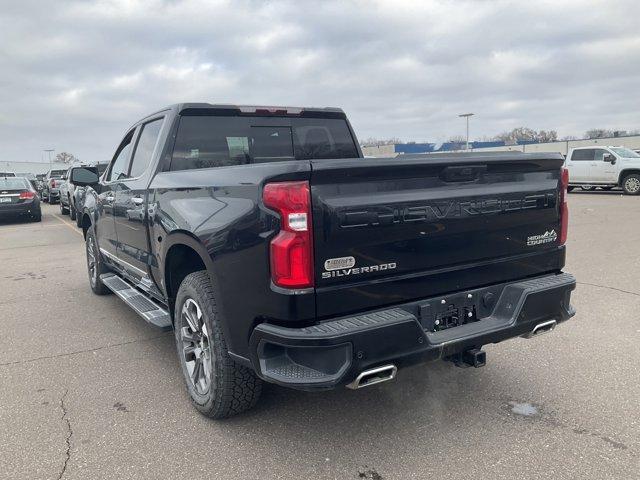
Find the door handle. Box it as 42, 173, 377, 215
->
131, 197, 144, 206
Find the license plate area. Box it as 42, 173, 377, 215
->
0, 197, 12, 203
418, 285, 504, 332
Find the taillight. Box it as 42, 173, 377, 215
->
559, 167, 569, 245
19, 191, 35, 200
51, 179, 56, 188
263, 181, 314, 289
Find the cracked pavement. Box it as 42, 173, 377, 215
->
0, 195, 638, 479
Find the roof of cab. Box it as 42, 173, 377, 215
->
173, 103, 344, 115
131, 103, 346, 129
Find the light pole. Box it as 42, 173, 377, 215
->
458, 113, 474, 151
44, 149, 55, 169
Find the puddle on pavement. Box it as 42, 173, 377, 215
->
509, 401, 538, 417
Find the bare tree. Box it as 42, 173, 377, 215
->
584, 129, 613, 139
536, 130, 558, 142
55, 152, 79, 164
493, 127, 557, 144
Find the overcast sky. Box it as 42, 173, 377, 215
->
1, 0, 639, 163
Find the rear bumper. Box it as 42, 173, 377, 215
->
248, 272, 576, 390
0, 201, 40, 217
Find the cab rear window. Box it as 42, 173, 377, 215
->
170, 115, 359, 171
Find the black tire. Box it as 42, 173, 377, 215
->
69, 200, 77, 220
32, 210, 42, 222
60, 200, 69, 214
75, 210, 82, 227
622, 174, 640, 195
174, 271, 262, 419
600, 186, 614, 191
85, 228, 111, 295
567, 186, 575, 192
581, 185, 595, 191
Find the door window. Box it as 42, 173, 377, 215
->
107, 131, 135, 182
570, 149, 594, 161
593, 149, 610, 161
129, 118, 164, 178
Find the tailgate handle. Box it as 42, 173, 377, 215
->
441, 165, 486, 182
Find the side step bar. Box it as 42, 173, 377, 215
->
100, 273, 172, 329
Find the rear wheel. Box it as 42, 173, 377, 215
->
85, 229, 111, 295
567, 186, 575, 192
32, 210, 42, 222
174, 271, 262, 419
600, 186, 614, 191
60, 200, 69, 214
622, 174, 640, 195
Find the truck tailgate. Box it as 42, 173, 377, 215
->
310, 153, 566, 318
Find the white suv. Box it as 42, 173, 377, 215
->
565, 146, 640, 195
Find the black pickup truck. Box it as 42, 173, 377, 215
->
72, 103, 576, 418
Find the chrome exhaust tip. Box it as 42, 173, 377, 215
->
346, 364, 397, 390
523, 319, 557, 339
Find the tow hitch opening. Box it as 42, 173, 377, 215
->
446, 348, 486, 368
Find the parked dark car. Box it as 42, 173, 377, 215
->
73, 103, 576, 418
41, 169, 67, 203
0, 176, 41, 222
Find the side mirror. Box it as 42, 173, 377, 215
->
70, 167, 100, 186
603, 153, 616, 164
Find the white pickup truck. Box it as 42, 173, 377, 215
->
565, 146, 640, 195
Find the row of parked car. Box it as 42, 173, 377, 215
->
0, 163, 107, 224
51, 163, 108, 225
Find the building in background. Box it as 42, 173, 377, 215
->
361, 134, 640, 157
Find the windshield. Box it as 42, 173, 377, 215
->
50, 170, 67, 177
610, 147, 640, 158
0, 177, 30, 189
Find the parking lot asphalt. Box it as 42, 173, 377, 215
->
1, 194, 638, 480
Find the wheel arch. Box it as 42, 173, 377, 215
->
162, 232, 216, 321
618, 169, 640, 185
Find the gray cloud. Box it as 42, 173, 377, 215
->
1, 0, 639, 162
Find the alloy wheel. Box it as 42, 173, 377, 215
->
625, 177, 640, 194
180, 298, 212, 395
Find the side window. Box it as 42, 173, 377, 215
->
129, 118, 164, 178
107, 131, 134, 182
571, 149, 594, 161
593, 149, 609, 161
171, 116, 250, 171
